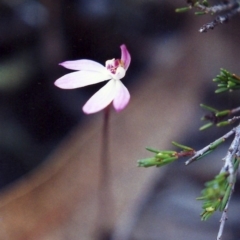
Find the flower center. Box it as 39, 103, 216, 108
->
105, 59, 125, 80
106, 59, 124, 74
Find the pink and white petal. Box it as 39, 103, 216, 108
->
54, 71, 111, 89
83, 79, 117, 114
120, 44, 131, 70
113, 80, 130, 112
60, 60, 107, 73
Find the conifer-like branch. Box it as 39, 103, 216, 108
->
176, 1, 240, 32
139, 5, 240, 239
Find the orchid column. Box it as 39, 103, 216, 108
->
55, 44, 131, 238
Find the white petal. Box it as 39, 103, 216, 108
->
113, 80, 130, 112
83, 79, 117, 114
54, 71, 111, 89
60, 60, 107, 73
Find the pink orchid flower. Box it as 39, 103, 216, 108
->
54, 44, 131, 114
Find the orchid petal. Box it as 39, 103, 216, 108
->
83, 79, 117, 114
113, 80, 130, 112
59, 60, 107, 73
120, 44, 131, 70
54, 71, 111, 89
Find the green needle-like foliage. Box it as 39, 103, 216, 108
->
175, 0, 210, 13
198, 159, 240, 220
139, 3, 240, 238
137, 149, 178, 168
213, 68, 240, 93
138, 142, 194, 168
197, 172, 229, 220
199, 103, 232, 130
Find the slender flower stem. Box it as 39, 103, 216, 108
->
96, 105, 114, 239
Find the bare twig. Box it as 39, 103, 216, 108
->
199, 10, 239, 32
196, 1, 239, 14
190, 126, 240, 239
221, 125, 240, 182
217, 199, 230, 240
227, 116, 240, 125
196, 1, 240, 32
185, 128, 236, 165
217, 153, 239, 239
230, 106, 240, 115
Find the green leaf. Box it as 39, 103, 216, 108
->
209, 138, 225, 150
199, 122, 213, 131
227, 81, 237, 88
215, 110, 230, 117
200, 103, 218, 113
213, 78, 221, 82
215, 88, 228, 93
195, 150, 213, 160
197, 172, 229, 220
195, 11, 206, 15
217, 121, 230, 127
227, 76, 240, 84
219, 184, 231, 211
137, 158, 158, 168
155, 157, 178, 167
202, 0, 209, 6
171, 141, 193, 151
145, 147, 160, 153
175, 7, 191, 13
217, 83, 227, 87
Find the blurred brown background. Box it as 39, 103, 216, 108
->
0, 0, 240, 239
